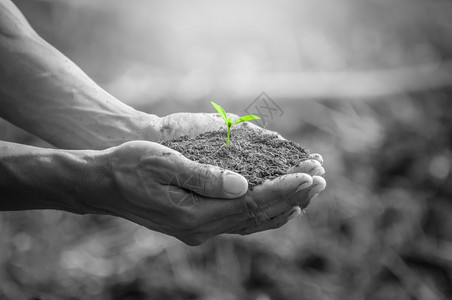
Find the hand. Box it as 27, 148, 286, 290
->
100, 140, 325, 245
156, 112, 327, 233
158, 112, 282, 141
229, 156, 326, 235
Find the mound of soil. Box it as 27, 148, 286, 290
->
162, 128, 310, 187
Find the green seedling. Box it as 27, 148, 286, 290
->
211, 101, 261, 146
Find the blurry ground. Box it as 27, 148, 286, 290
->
1, 0, 452, 299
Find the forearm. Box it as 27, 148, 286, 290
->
0, 140, 111, 213
0, 0, 161, 149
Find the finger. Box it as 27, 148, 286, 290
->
308, 153, 324, 165
120, 183, 250, 240
229, 206, 301, 235
166, 184, 249, 221
212, 173, 312, 227
222, 205, 294, 234
306, 175, 327, 201
166, 184, 273, 228
166, 156, 248, 199
180, 205, 301, 243
147, 144, 248, 199
287, 159, 325, 177
167, 176, 325, 241
179, 173, 313, 229
174, 204, 252, 243
249, 173, 314, 208
230, 175, 326, 231
238, 121, 285, 140
264, 174, 327, 216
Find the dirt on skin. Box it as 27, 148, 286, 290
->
162, 128, 310, 187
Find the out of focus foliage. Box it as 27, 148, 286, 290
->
1, 0, 452, 299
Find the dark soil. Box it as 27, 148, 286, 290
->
162, 128, 310, 187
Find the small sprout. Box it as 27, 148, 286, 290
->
211, 101, 261, 146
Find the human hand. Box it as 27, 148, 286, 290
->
158, 112, 281, 141
98, 140, 324, 245
228, 155, 326, 235
156, 112, 327, 232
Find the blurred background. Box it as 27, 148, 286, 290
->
1, 0, 452, 299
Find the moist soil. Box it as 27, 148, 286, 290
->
162, 128, 310, 187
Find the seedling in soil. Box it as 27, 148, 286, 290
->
211, 101, 261, 146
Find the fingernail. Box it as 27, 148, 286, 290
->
288, 208, 301, 221
224, 172, 248, 196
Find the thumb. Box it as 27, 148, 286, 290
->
175, 160, 248, 199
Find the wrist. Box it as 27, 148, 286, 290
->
26, 147, 115, 215
133, 110, 162, 143
0, 142, 113, 214
62, 148, 117, 215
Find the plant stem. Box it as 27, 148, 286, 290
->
227, 126, 231, 146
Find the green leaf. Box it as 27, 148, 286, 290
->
233, 114, 261, 126
211, 101, 228, 123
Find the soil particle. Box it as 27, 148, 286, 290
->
162, 128, 310, 187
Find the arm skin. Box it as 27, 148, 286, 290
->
0, 140, 111, 213
0, 0, 280, 148
0, 139, 324, 245
0, 0, 327, 243
0, 0, 161, 149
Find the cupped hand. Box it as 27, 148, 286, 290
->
101, 140, 325, 245
156, 112, 327, 232
158, 112, 281, 142
229, 156, 326, 235
103, 140, 245, 245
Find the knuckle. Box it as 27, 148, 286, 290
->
200, 166, 213, 192
193, 165, 214, 194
